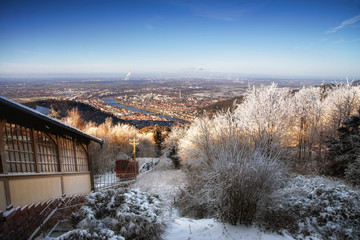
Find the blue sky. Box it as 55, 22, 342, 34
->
0, 0, 359, 79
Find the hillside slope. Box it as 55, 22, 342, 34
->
24, 99, 128, 125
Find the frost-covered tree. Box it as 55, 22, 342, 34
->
289, 87, 325, 169
153, 124, 163, 156
234, 83, 291, 152
49, 105, 61, 119
62, 108, 85, 130
85, 118, 156, 173
326, 114, 360, 182
162, 126, 187, 168
322, 83, 360, 136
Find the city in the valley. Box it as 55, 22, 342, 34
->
0, 76, 324, 128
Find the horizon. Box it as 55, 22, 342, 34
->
1, 0, 360, 79
0, 72, 358, 83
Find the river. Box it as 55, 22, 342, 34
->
102, 98, 188, 123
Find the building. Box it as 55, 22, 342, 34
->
0, 96, 103, 212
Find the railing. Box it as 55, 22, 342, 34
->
94, 171, 134, 190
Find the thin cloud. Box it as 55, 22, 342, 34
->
326, 14, 360, 34
189, 67, 204, 71
145, 24, 154, 30
294, 38, 328, 50
194, 8, 244, 21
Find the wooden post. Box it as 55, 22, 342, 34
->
73, 139, 78, 172
0, 120, 7, 173
56, 135, 63, 172
85, 144, 95, 191
0, 121, 12, 207
129, 137, 139, 179
31, 129, 40, 173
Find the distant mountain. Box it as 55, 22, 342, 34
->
353, 80, 360, 85
24, 99, 128, 125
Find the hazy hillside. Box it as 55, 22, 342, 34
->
24, 99, 128, 125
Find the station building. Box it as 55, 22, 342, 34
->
0, 96, 103, 211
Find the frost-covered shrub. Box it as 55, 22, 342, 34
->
175, 186, 215, 219
60, 188, 166, 240
257, 176, 360, 240
59, 228, 124, 240
215, 148, 285, 225
345, 157, 360, 185
177, 114, 285, 225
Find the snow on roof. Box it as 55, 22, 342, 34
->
35, 105, 50, 115
0, 96, 103, 145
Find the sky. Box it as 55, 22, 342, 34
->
0, 0, 360, 79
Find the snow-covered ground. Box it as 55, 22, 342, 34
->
133, 157, 295, 240
133, 157, 187, 209
164, 218, 294, 240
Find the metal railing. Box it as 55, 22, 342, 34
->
94, 171, 134, 190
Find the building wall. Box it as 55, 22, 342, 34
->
63, 173, 91, 195
0, 180, 6, 211
8, 176, 62, 208
0, 173, 92, 211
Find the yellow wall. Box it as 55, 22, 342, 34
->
2, 174, 91, 209
0, 180, 6, 211
9, 177, 62, 208
63, 174, 91, 196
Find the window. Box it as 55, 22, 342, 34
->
3, 123, 35, 173
36, 131, 58, 172
1, 122, 90, 174
75, 143, 89, 172
60, 137, 76, 172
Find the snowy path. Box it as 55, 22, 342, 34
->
133, 158, 295, 240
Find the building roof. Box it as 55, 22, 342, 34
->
0, 96, 103, 145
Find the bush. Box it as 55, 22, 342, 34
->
59, 229, 124, 240
257, 176, 360, 240
216, 149, 285, 225
345, 157, 360, 185
60, 188, 166, 240
177, 115, 285, 225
